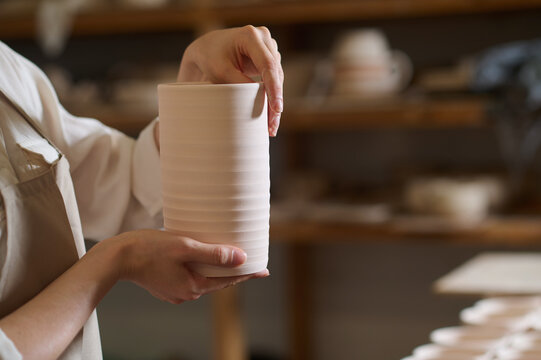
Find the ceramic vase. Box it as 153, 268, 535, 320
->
158, 82, 269, 277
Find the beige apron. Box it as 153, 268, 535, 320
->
0, 91, 101, 359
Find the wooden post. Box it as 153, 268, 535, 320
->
289, 243, 313, 360
211, 286, 248, 360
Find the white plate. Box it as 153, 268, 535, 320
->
430, 325, 509, 347
474, 297, 541, 311
460, 304, 535, 327
412, 344, 487, 358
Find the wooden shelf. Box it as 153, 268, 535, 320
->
0, 5, 197, 39
213, 0, 541, 26
64, 96, 489, 135
64, 103, 156, 136
2, 0, 541, 39
270, 216, 541, 245
282, 97, 489, 131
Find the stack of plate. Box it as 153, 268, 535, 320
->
158, 82, 269, 277
402, 296, 541, 360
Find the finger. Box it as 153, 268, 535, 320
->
258, 27, 280, 62
258, 33, 284, 138
240, 26, 283, 134
182, 238, 247, 267
269, 38, 279, 53
258, 30, 284, 137
211, 64, 253, 85
242, 38, 283, 76
198, 268, 270, 293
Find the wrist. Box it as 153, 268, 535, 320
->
85, 235, 132, 285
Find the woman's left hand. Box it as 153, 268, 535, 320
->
177, 26, 284, 137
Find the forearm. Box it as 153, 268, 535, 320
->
0, 239, 123, 360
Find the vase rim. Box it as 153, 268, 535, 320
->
158, 81, 263, 89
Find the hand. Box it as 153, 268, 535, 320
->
178, 26, 284, 137
0, 230, 267, 359
109, 229, 268, 304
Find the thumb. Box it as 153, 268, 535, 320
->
184, 240, 247, 267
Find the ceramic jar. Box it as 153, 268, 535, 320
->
158, 82, 269, 277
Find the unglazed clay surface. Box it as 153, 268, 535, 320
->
158, 82, 269, 277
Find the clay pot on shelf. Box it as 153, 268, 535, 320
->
331, 29, 412, 99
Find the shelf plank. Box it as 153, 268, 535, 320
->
270, 216, 541, 245
215, 0, 541, 26
64, 96, 488, 135
64, 96, 489, 135
64, 103, 156, 136
2, 0, 541, 39
282, 97, 489, 130
0, 6, 197, 39
72, 7, 198, 37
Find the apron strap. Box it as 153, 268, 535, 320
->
0, 90, 63, 156
0, 125, 18, 190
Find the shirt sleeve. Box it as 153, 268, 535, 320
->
0, 328, 22, 360
132, 118, 162, 217
0, 41, 163, 240
59, 110, 163, 240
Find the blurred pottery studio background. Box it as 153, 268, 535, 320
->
3, 0, 541, 359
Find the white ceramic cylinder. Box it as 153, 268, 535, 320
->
158, 82, 269, 277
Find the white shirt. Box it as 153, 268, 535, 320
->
0, 41, 163, 358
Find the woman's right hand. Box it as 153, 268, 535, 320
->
0, 229, 261, 359
97, 229, 269, 304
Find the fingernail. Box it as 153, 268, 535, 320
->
272, 114, 281, 136
269, 125, 277, 137
274, 97, 283, 113
269, 115, 279, 137
232, 249, 247, 265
